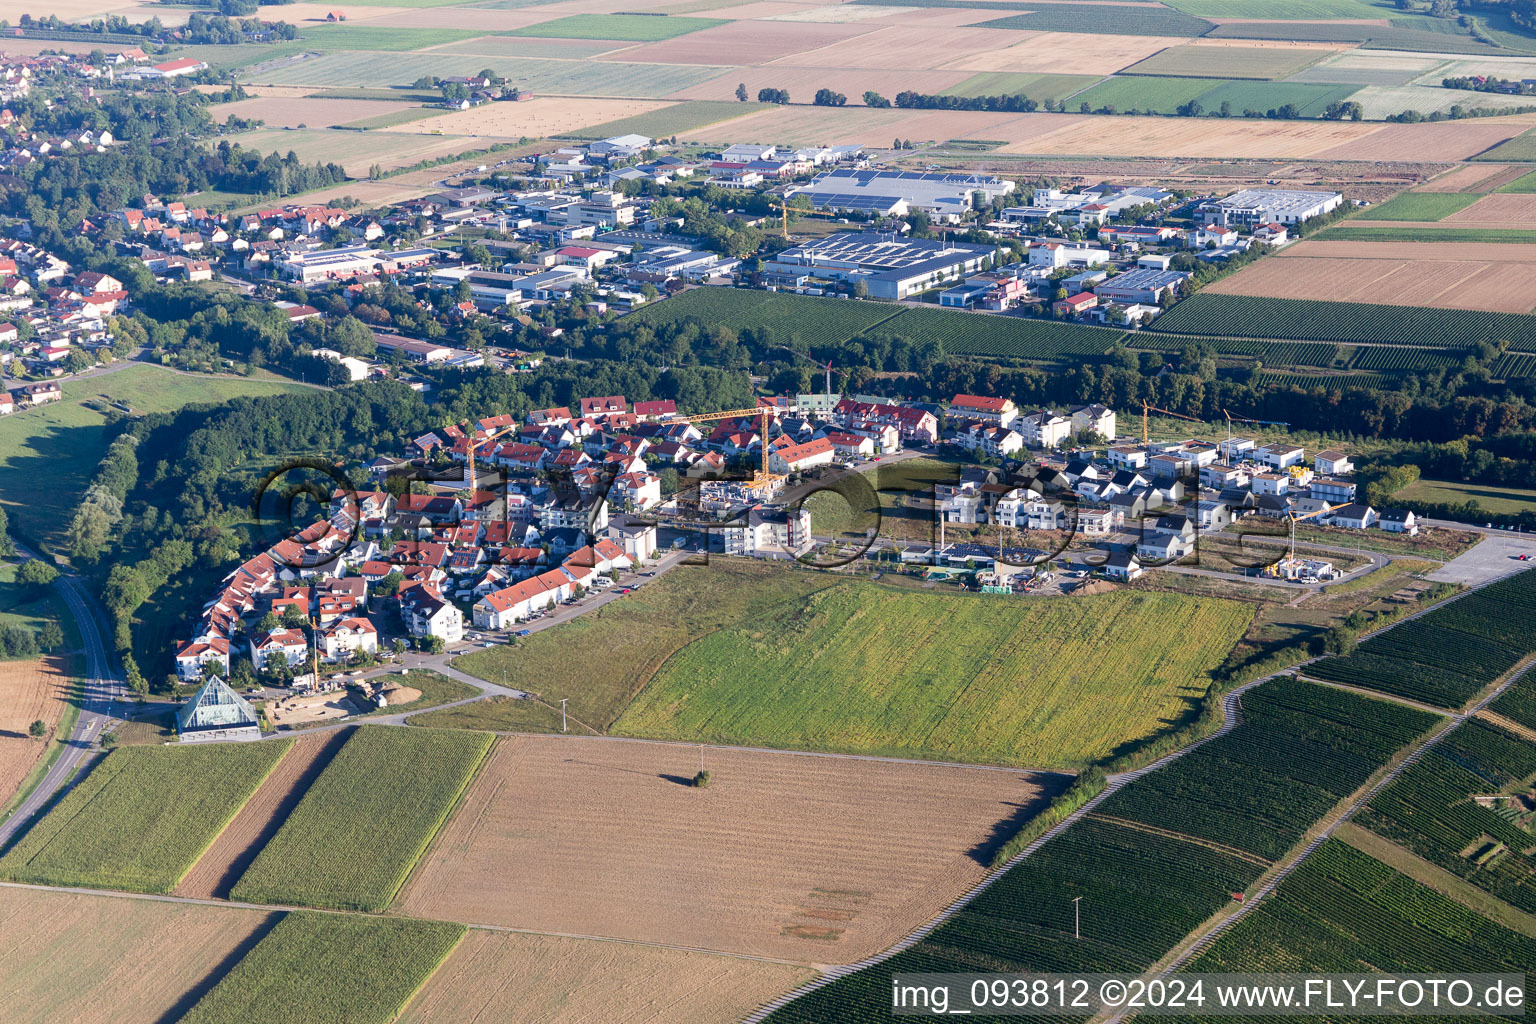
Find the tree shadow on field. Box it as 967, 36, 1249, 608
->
966, 776, 1070, 866
151, 911, 286, 1024
658, 773, 694, 786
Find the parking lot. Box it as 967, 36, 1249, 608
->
1428, 531, 1536, 585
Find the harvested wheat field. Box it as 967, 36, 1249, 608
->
398, 930, 815, 1024
174, 729, 352, 901
1441, 192, 1536, 228
390, 97, 670, 139
213, 95, 417, 129
0, 655, 72, 809
1207, 241, 1536, 313
252, 1, 410, 21
1000, 114, 1378, 158
1416, 163, 1524, 193
673, 66, 970, 103
363, 6, 594, 30
682, 104, 1062, 146
1319, 118, 1536, 161
395, 735, 1060, 962
604, 20, 873, 65
0, 886, 271, 1024
941, 31, 1186, 75
768, 24, 1029, 71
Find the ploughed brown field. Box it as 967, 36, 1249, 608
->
394, 735, 1059, 962
0, 655, 72, 809
397, 929, 815, 1024
174, 729, 352, 900
1416, 163, 1527, 193
1206, 239, 1536, 313
0, 886, 272, 1024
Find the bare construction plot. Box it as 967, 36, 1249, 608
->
397, 929, 815, 1024
1205, 239, 1536, 313
0, 886, 272, 1024
395, 735, 1058, 962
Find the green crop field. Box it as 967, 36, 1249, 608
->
1472, 125, 1536, 161
1310, 571, 1536, 708
229, 726, 492, 912
511, 14, 726, 41
942, 72, 1105, 100
766, 818, 1265, 1022
0, 741, 291, 893
626, 288, 1128, 361
1314, 224, 1536, 243
251, 51, 725, 95
1498, 168, 1536, 193
1073, 75, 1217, 114
443, 559, 835, 733
1356, 718, 1536, 915
1349, 346, 1462, 372
1393, 477, 1536, 516
1490, 670, 1536, 732
1172, 839, 1536, 979
1208, 20, 1498, 52
179, 912, 466, 1024
1095, 677, 1440, 860
969, 4, 1215, 36
1357, 192, 1484, 221
1122, 43, 1333, 80
1150, 294, 1536, 348
613, 586, 1253, 769
1196, 80, 1361, 117
1493, 351, 1536, 378
295, 25, 485, 51
561, 100, 766, 140
426, 35, 628, 59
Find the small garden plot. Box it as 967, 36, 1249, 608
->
179, 912, 466, 1024
1356, 718, 1536, 914
0, 741, 292, 893
1094, 677, 1441, 861
228, 726, 492, 912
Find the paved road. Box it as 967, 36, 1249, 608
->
0, 552, 123, 846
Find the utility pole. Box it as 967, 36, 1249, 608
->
559, 697, 567, 733
1073, 896, 1081, 939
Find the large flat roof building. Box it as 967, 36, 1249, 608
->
789, 168, 1015, 220
1198, 189, 1343, 227
762, 232, 996, 300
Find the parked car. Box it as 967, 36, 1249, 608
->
618, 588, 631, 594
515, 629, 532, 637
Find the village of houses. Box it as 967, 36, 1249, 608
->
170, 382, 1418, 730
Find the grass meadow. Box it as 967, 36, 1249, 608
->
610, 584, 1253, 769
0, 741, 292, 893
1357, 192, 1484, 221
180, 912, 466, 1024
0, 365, 306, 551
229, 726, 492, 911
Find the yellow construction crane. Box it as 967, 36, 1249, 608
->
1262, 501, 1346, 579
683, 405, 782, 486
1141, 402, 1203, 444
463, 423, 519, 490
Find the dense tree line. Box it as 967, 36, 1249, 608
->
9, 10, 294, 41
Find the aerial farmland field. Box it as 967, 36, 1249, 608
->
395, 734, 1062, 959
179, 912, 466, 1024
613, 585, 1254, 768
229, 726, 493, 911
0, 740, 292, 893
0, 887, 274, 1024
398, 930, 815, 1024
1121, 40, 1342, 79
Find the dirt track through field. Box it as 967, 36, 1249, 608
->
0, 656, 71, 811
173, 728, 352, 900
395, 735, 1059, 962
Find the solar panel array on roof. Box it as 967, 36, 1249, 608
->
805, 193, 905, 212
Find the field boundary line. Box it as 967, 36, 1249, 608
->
1083, 814, 1272, 868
